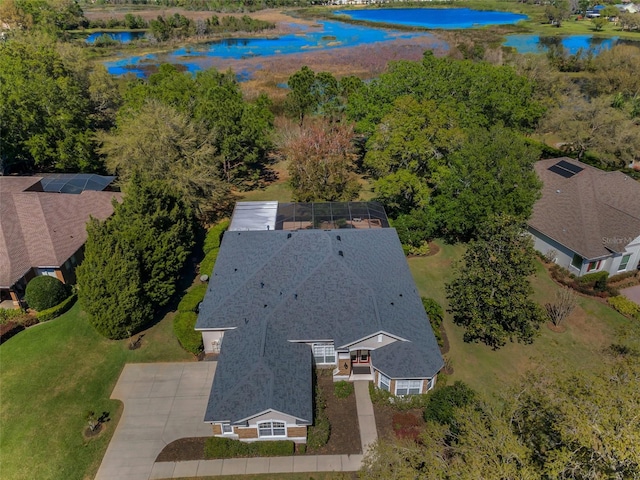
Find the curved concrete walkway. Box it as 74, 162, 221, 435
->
96, 363, 376, 480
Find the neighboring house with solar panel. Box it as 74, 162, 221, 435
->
0, 175, 121, 307
195, 201, 444, 443
528, 158, 640, 276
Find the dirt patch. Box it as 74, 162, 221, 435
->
373, 404, 425, 442
546, 321, 567, 333
157, 437, 205, 462
83, 424, 105, 440
427, 241, 440, 257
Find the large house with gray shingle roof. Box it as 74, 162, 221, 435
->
528, 158, 640, 276
196, 202, 443, 443
0, 176, 120, 307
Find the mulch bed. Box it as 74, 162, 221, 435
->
546, 321, 567, 333
373, 404, 425, 442
156, 373, 361, 462
308, 373, 361, 455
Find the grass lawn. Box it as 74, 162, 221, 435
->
174, 474, 356, 480
0, 303, 193, 480
408, 240, 639, 400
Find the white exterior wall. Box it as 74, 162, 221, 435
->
200, 330, 228, 354
609, 235, 640, 274
528, 227, 577, 272
342, 332, 398, 351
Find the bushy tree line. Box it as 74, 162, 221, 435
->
363, 353, 640, 479
148, 13, 274, 41
77, 176, 194, 339
0, 0, 88, 33
0, 35, 121, 174
102, 64, 272, 220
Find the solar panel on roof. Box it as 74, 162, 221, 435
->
557, 160, 584, 174
548, 164, 575, 178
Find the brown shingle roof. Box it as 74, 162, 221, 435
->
529, 158, 640, 259
0, 176, 43, 192
0, 181, 121, 288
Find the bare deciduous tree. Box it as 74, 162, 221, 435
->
545, 287, 578, 326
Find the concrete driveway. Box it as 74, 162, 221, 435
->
95, 362, 216, 480
621, 285, 640, 306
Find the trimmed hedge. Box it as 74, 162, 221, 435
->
200, 248, 219, 277
423, 381, 476, 426
307, 384, 330, 449
203, 219, 230, 255
204, 437, 294, 459
24, 276, 70, 311
608, 296, 640, 320
422, 297, 444, 348
173, 311, 203, 354
36, 294, 77, 322
177, 285, 208, 313
578, 271, 609, 291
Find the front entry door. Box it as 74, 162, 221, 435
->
351, 350, 370, 364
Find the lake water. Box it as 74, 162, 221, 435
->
86, 31, 147, 44
504, 34, 622, 55
335, 8, 528, 29
103, 20, 442, 78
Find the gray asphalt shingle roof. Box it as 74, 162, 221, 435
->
198, 228, 443, 423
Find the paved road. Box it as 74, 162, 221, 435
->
96, 362, 376, 480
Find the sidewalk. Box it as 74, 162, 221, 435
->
150, 454, 364, 479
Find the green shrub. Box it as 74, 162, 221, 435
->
24, 276, 70, 311
423, 381, 476, 427
307, 384, 330, 449
173, 311, 203, 354
200, 248, 219, 277
0, 308, 26, 325
177, 284, 208, 313
334, 380, 354, 399
578, 271, 609, 291
203, 219, 230, 255
256, 440, 295, 456
608, 296, 640, 319
204, 437, 294, 459
608, 271, 637, 284
422, 297, 444, 347
368, 381, 431, 410
36, 294, 77, 322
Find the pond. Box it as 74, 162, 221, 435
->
86, 31, 147, 44
103, 20, 442, 78
334, 8, 528, 29
503, 34, 624, 55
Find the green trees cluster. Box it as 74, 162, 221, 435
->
0, 0, 88, 33
0, 36, 117, 174
77, 176, 194, 339
363, 355, 640, 479
148, 13, 274, 41
446, 215, 545, 348
343, 51, 544, 244
102, 64, 273, 220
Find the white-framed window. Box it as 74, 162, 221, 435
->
587, 260, 602, 272
313, 344, 336, 364
426, 378, 434, 391
618, 254, 632, 271
221, 423, 233, 434
395, 380, 422, 396
258, 421, 286, 437
571, 254, 583, 270
379, 373, 390, 392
